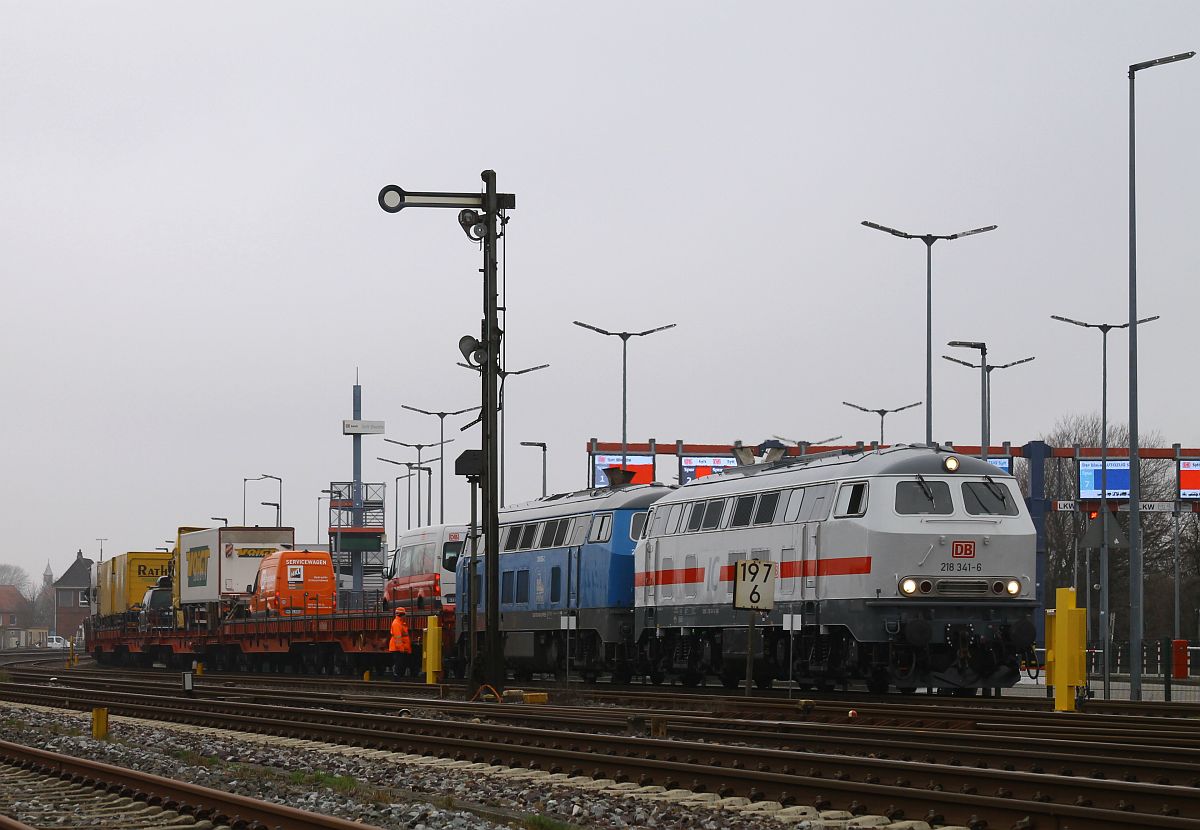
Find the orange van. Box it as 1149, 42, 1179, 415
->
248, 551, 336, 616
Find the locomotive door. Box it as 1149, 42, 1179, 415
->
801, 522, 820, 600
642, 540, 658, 606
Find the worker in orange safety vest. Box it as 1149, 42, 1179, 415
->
389, 607, 412, 678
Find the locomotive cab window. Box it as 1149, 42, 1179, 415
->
962, 480, 1019, 516
588, 513, 613, 543
553, 518, 572, 547
730, 496, 755, 527
701, 499, 725, 530
630, 511, 648, 540
753, 491, 780, 525
666, 504, 683, 534
538, 520, 559, 548
834, 482, 869, 518
684, 503, 705, 533
502, 571, 515, 603
519, 523, 540, 549
896, 479, 953, 514
649, 508, 669, 537
503, 526, 521, 551
783, 488, 805, 522
442, 541, 464, 572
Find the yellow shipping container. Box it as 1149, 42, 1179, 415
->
100, 552, 172, 617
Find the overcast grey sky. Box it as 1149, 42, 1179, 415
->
3, 3, 1198, 580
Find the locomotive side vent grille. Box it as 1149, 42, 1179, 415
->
935, 579, 990, 596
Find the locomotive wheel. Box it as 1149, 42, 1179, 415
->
866, 674, 890, 695
581, 670, 599, 684
681, 670, 703, 687
719, 671, 741, 690
648, 669, 666, 685
611, 667, 632, 686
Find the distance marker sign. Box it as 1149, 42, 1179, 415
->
733, 559, 776, 611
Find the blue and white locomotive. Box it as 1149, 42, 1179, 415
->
455, 483, 669, 683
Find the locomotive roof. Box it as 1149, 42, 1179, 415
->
500, 483, 673, 523
667, 445, 1015, 500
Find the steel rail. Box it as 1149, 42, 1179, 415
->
0, 737, 374, 830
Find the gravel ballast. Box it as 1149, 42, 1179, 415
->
0, 701, 948, 829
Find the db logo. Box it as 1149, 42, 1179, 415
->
952, 540, 976, 559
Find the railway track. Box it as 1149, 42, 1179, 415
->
11, 669, 1200, 785
1, 676, 1197, 828
0, 737, 373, 830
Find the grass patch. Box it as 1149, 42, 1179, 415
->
523, 816, 574, 830
288, 770, 359, 794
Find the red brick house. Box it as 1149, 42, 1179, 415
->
54, 549, 93, 641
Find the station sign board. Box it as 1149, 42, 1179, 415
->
680, 455, 739, 484
1077, 459, 1131, 500
593, 454, 655, 487
1180, 460, 1200, 500
986, 457, 1012, 474
342, 420, 385, 435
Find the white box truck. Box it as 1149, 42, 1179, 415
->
180, 527, 295, 608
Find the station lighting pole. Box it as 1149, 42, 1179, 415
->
941, 354, 1035, 439
242, 475, 267, 525
861, 220, 997, 446
262, 474, 282, 526
1051, 312, 1159, 698
402, 403, 481, 523
573, 320, 676, 470
378, 171, 514, 694
841, 401, 922, 445
947, 341, 989, 461
317, 489, 336, 547
260, 501, 281, 528
520, 441, 548, 497
210, 517, 229, 527
95, 538, 107, 564
1128, 50, 1193, 700
384, 439, 451, 527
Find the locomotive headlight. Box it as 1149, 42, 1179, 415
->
943, 456, 960, 472
900, 578, 918, 596
1006, 579, 1021, 596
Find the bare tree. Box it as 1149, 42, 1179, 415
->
0, 564, 32, 598
1019, 413, 1193, 640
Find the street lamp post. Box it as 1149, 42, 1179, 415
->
1128, 50, 1193, 701
772, 435, 842, 456
520, 441, 548, 497
261, 501, 281, 528
401, 403, 480, 523
947, 341, 989, 461
942, 354, 1035, 440
378, 457, 432, 532
261, 474, 282, 527
573, 320, 676, 470
1052, 313, 1159, 698
415, 466, 433, 521
460, 362, 549, 506
242, 475, 267, 525
210, 517, 229, 527
317, 490, 336, 547
841, 401, 922, 445
384, 439, 451, 527
96, 538, 107, 564
862, 220, 997, 445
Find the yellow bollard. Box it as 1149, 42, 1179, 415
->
1045, 587, 1086, 712
195, 662, 204, 676
91, 707, 108, 740
424, 616, 443, 685
362, 670, 371, 682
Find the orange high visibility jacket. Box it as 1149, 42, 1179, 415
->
389, 616, 412, 653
